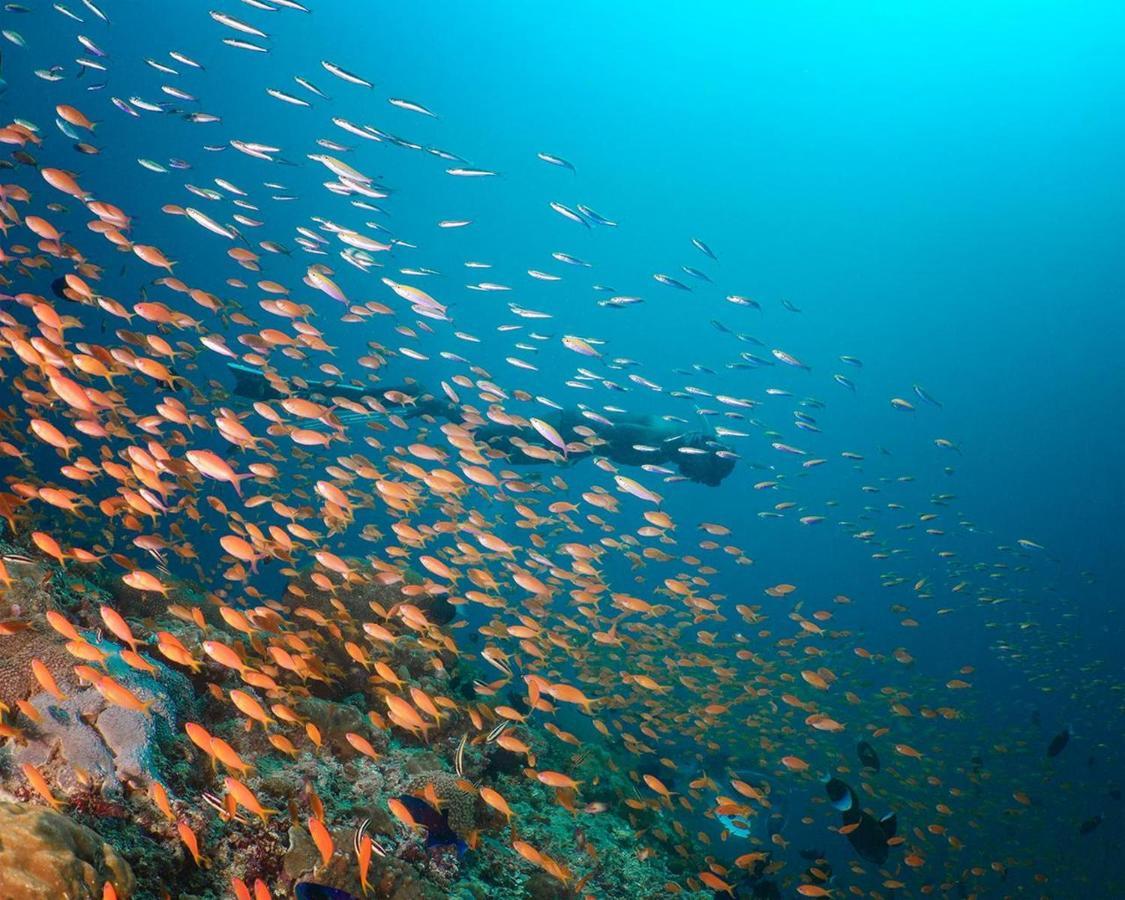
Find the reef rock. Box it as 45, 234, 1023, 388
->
297, 695, 374, 756
405, 770, 478, 836
0, 800, 135, 899
0, 555, 192, 799
10, 640, 190, 799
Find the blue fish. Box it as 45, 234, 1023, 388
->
295, 884, 360, 900
395, 794, 468, 854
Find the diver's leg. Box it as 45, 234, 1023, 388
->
228, 363, 281, 401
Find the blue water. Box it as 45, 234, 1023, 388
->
3, 0, 1123, 895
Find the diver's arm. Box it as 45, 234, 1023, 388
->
472, 418, 582, 468
228, 362, 373, 403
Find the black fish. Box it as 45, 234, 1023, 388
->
825, 777, 897, 865
847, 811, 897, 864
825, 778, 854, 813
1047, 726, 1070, 757
1079, 814, 1102, 835
49, 274, 82, 301
295, 884, 360, 900
395, 794, 467, 853
857, 741, 881, 772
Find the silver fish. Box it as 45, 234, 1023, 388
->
538, 151, 575, 172
321, 59, 372, 88
210, 10, 268, 39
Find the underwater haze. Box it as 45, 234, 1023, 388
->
0, 1, 1121, 898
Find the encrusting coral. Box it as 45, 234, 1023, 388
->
405, 769, 478, 836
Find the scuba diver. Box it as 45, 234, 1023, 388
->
228, 362, 738, 486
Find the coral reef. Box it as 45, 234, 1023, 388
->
405, 770, 478, 836
0, 551, 710, 899
0, 800, 135, 899
0, 555, 190, 803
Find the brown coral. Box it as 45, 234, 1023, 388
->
404, 770, 477, 837
0, 557, 80, 709
0, 800, 135, 899
0, 627, 77, 709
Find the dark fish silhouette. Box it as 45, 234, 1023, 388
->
50, 276, 78, 302
1047, 726, 1070, 757
1079, 814, 1102, 835
857, 741, 880, 772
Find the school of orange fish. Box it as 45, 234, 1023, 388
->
0, 3, 1117, 899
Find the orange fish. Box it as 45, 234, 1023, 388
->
308, 816, 334, 866
225, 777, 277, 824
177, 820, 205, 867
536, 771, 581, 790
21, 762, 61, 811
30, 658, 66, 701
479, 787, 514, 822
356, 833, 373, 896
387, 797, 417, 830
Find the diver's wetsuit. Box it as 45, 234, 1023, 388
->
472, 408, 735, 486
228, 362, 371, 403
228, 363, 737, 486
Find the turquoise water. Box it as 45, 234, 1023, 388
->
1, 1, 1122, 896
